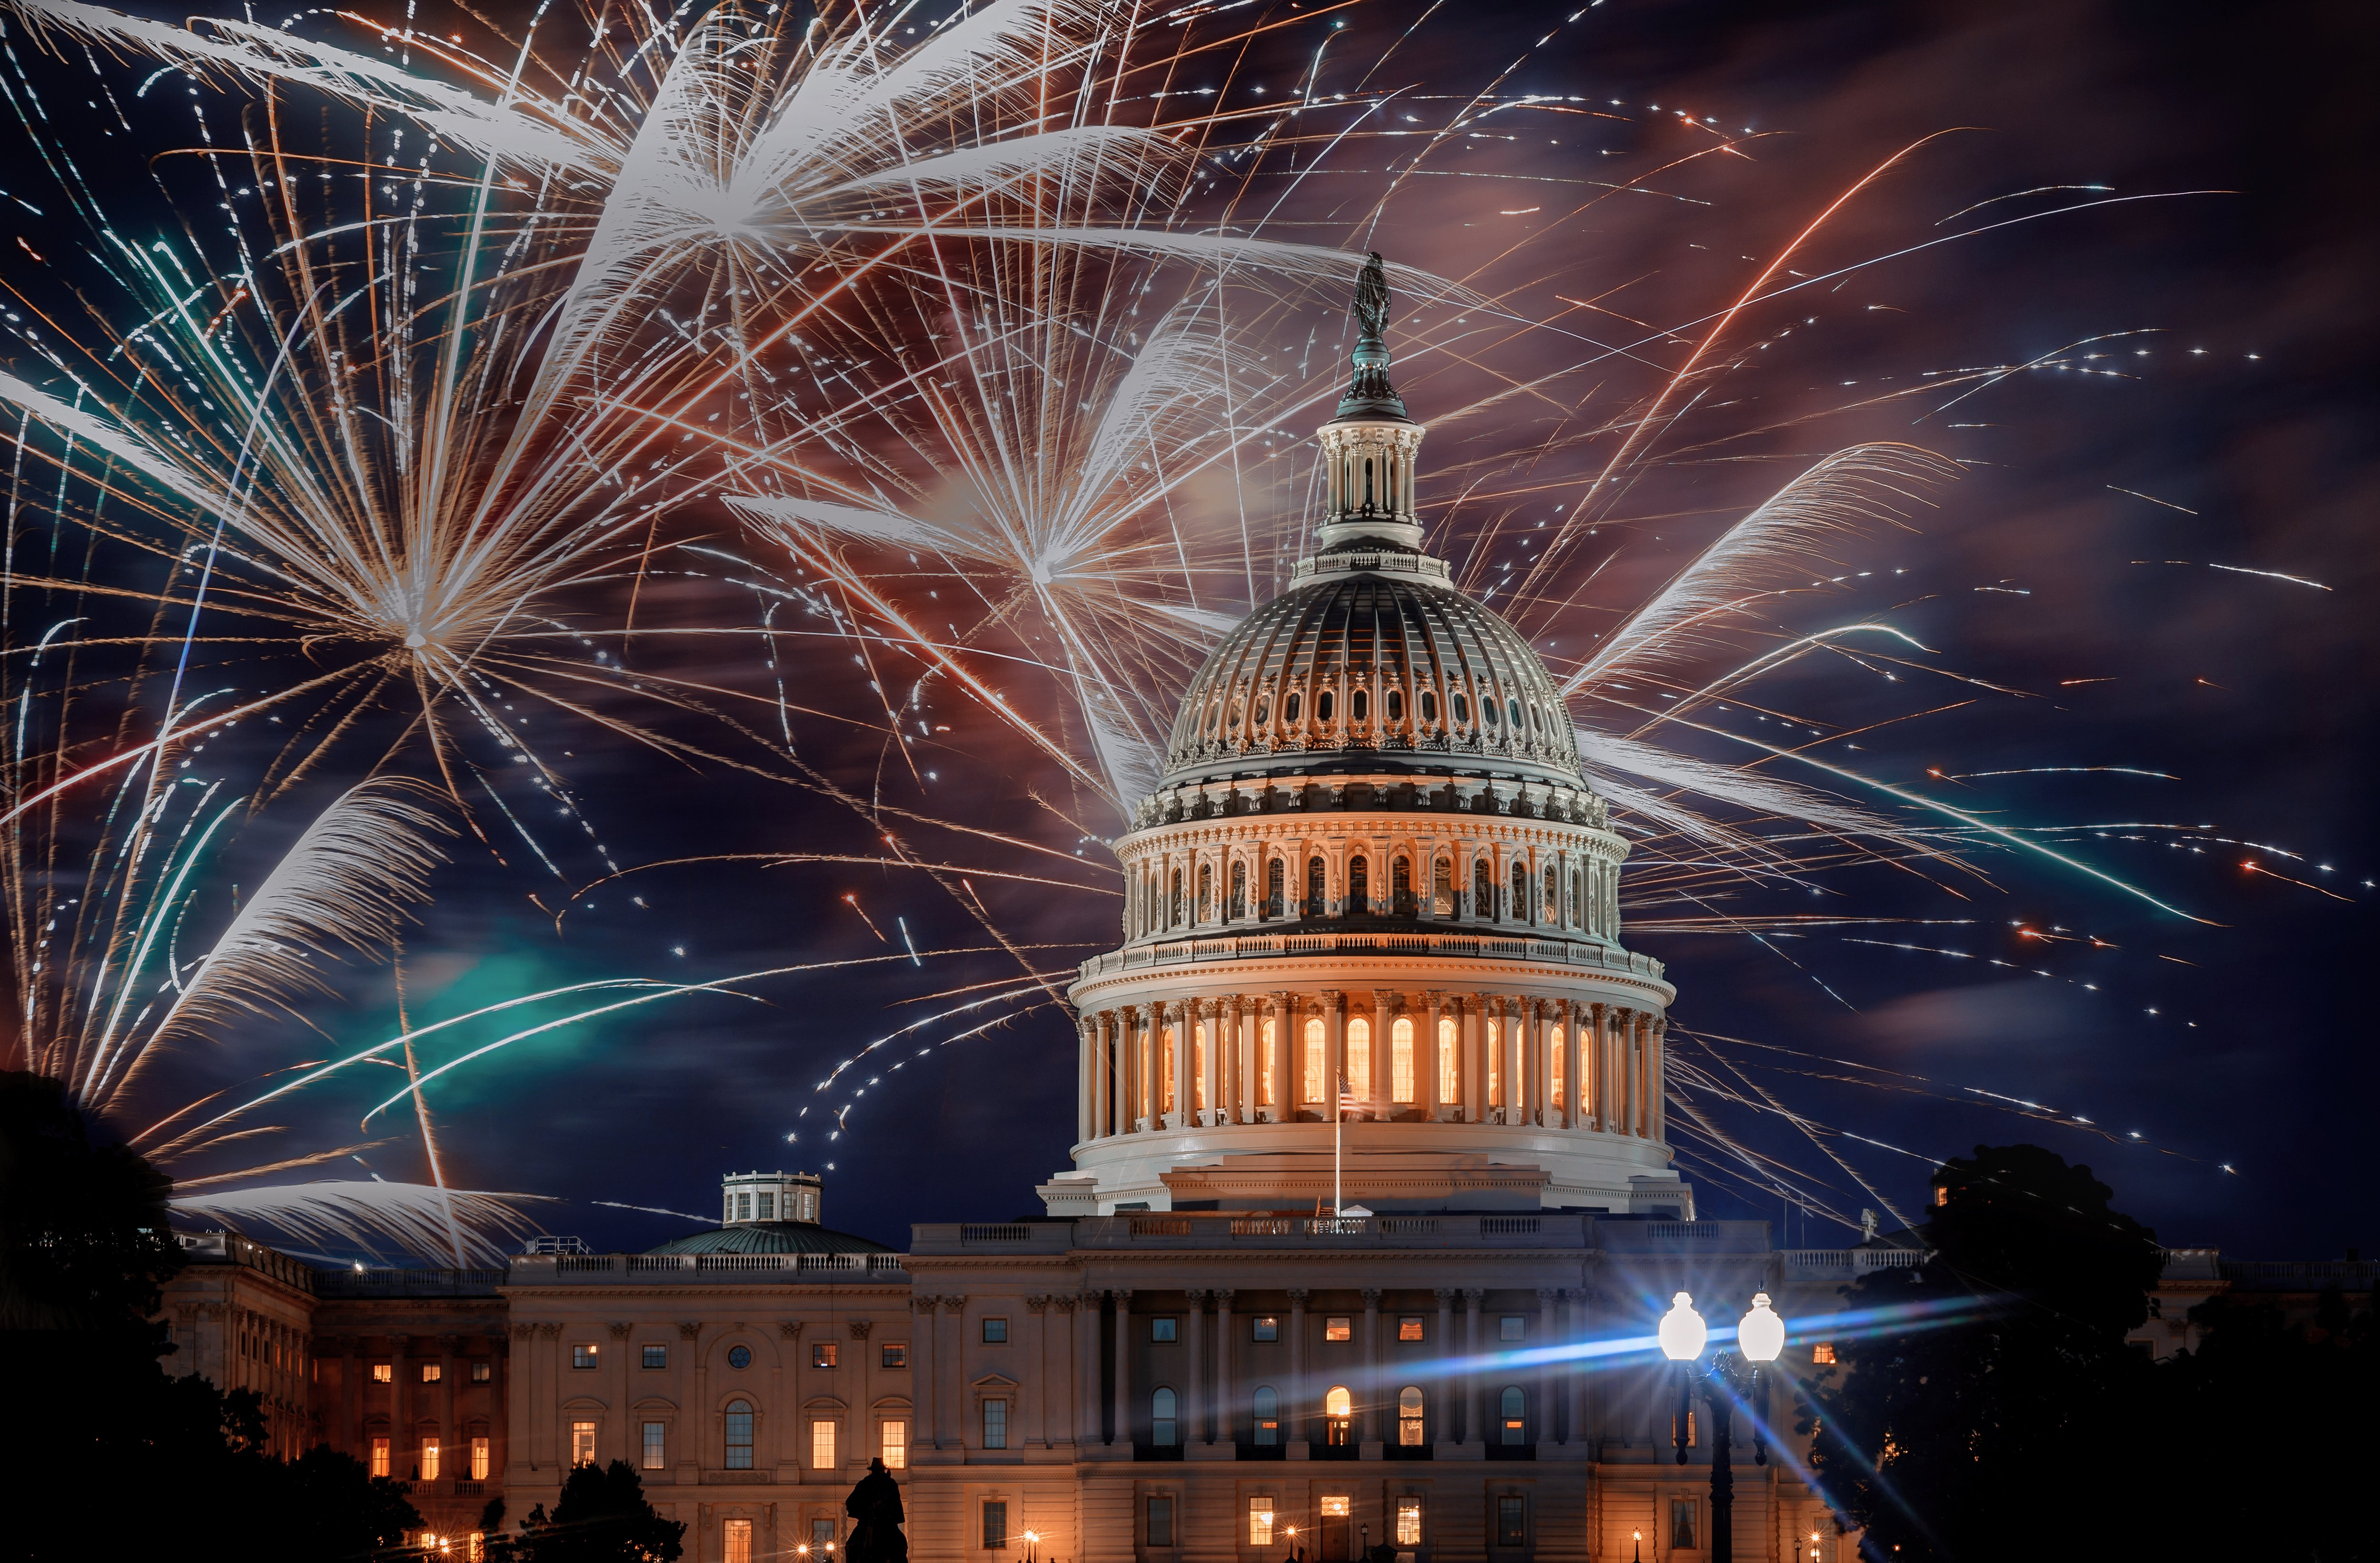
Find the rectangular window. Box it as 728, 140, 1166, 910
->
811, 1419, 838, 1470
757, 1191, 775, 1220
1497, 1494, 1527, 1546
421, 1362, 443, 1383
813, 1341, 839, 1368
881, 1420, 907, 1470
982, 1317, 1009, 1344
371, 1362, 393, 1385
1320, 1496, 1350, 1519
572, 1343, 598, 1370
470, 1360, 493, 1383
1671, 1496, 1700, 1549
1397, 1498, 1423, 1547
1398, 1316, 1425, 1342
1324, 1316, 1352, 1342
642, 1422, 666, 1470
369, 1437, 390, 1477
724, 1518, 753, 1563
421, 1439, 441, 1481
1248, 1497, 1276, 1546
881, 1343, 909, 1369
571, 1422, 596, 1466
735, 1192, 752, 1220
982, 1398, 1009, 1450
1147, 1494, 1175, 1548
1149, 1317, 1177, 1343
812, 1519, 838, 1551
982, 1500, 1008, 1550
1251, 1316, 1279, 1343
1500, 1316, 1526, 1342
471, 1436, 491, 1481
643, 1344, 668, 1370
1811, 1341, 1836, 1365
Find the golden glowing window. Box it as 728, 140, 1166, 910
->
1812, 1342, 1836, 1365
1321, 1496, 1351, 1519
1248, 1499, 1276, 1545
1398, 1317, 1425, 1342
1302, 1018, 1325, 1103
1347, 1017, 1371, 1098
1325, 1317, 1352, 1343
371, 1362, 393, 1385
1397, 1499, 1423, 1546
1438, 1017, 1460, 1104
1391, 1018, 1416, 1103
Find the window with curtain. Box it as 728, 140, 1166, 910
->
1438, 1017, 1460, 1105
1325, 1385, 1354, 1445
1249, 1496, 1278, 1544
810, 1417, 837, 1469
1252, 1386, 1279, 1445
1671, 1496, 1700, 1549
724, 1519, 753, 1563
1348, 854, 1369, 915
420, 1438, 441, 1481
472, 1436, 491, 1480
369, 1437, 390, 1477
1391, 1018, 1416, 1103
572, 1422, 597, 1467
1398, 1498, 1424, 1546
1398, 1386, 1425, 1446
1500, 1386, 1526, 1444
1150, 1387, 1178, 1447
1347, 1017, 1371, 1101
725, 1402, 754, 1469
1302, 1018, 1325, 1104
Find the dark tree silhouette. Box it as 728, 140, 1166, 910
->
504, 1460, 685, 1563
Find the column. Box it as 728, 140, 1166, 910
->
1052, 1295, 1080, 1449
1095, 1012, 1116, 1138
939, 1296, 966, 1452
1025, 1296, 1050, 1447
1111, 1289, 1133, 1446
1432, 1289, 1457, 1448
1076, 1018, 1095, 1144
1288, 1289, 1310, 1446
907, 1301, 932, 1453
1651, 1016, 1668, 1140
1119, 1007, 1139, 1132
1371, 990, 1399, 1117
1201, 1001, 1224, 1126
1169, 1001, 1192, 1130
1269, 991, 1294, 1121
1635, 1012, 1651, 1137
1567, 1292, 1590, 1450
1536, 1289, 1559, 1447
1617, 1009, 1638, 1138
1526, 999, 1547, 1126
1562, 1001, 1584, 1130
1183, 1290, 1207, 1446
1234, 996, 1256, 1124
1422, 991, 1445, 1120
1359, 1287, 1382, 1447
1213, 1289, 1236, 1445
1462, 1290, 1485, 1448
1075, 1292, 1101, 1448
1461, 997, 1483, 1124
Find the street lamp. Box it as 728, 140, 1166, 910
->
1657, 1290, 1788, 1563
1022, 1529, 1040, 1563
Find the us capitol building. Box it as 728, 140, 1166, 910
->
157, 263, 2292, 1562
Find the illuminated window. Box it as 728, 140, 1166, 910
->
1671, 1497, 1700, 1549
1812, 1341, 1837, 1365
726, 1403, 755, 1469
1150, 1317, 1177, 1343
471, 1360, 493, 1383
471, 1436, 490, 1480
643, 1422, 666, 1470
1249, 1497, 1277, 1545
1195, 1021, 1210, 1110
982, 1317, 1009, 1344
369, 1437, 390, 1477
1259, 1016, 1277, 1104
572, 1343, 598, 1370
1549, 1025, 1565, 1116
1251, 1316, 1279, 1343
1160, 1026, 1177, 1114
812, 1519, 838, 1551
1391, 1017, 1416, 1102
1398, 1316, 1425, 1343
1398, 1385, 1425, 1446
1348, 1017, 1371, 1098
1497, 1494, 1527, 1546
881, 1420, 907, 1469
881, 1343, 908, 1369
813, 1341, 839, 1368
1150, 1388, 1177, 1447
1487, 1016, 1502, 1104
1302, 1018, 1325, 1103
983, 1398, 1009, 1450
724, 1519, 753, 1563
1147, 1494, 1175, 1548
1325, 1316, 1352, 1343
1325, 1385, 1353, 1445
371, 1362, 393, 1385
1397, 1498, 1423, 1546
643, 1345, 667, 1369
1501, 1386, 1526, 1445
809, 1416, 836, 1470
1321, 1496, 1351, 1519
983, 1501, 1009, 1550
1438, 1017, 1460, 1104
1252, 1386, 1279, 1445
421, 1439, 441, 1481
572, 1422, 597, 1467
421, 1362, 443, 1384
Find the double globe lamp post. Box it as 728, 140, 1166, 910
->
1658, 1290, 1788, 1563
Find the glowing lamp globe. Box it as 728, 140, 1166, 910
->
1658, 1291, 1707, 1361
1738, 1292, 1786, 1363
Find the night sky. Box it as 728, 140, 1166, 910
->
6, 0, 2373, 1263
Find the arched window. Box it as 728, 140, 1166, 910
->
1474, 860, 1494, 920
1392, 855, 1415, 918
1230, 698, 1244, 732
1549, 1025, 1566, 1121
1193, 1021, 1209, 1111
1511, 861, 1530, 922
1347, 1018, 1372, 1103
1500, 1386, 1527, 1445
1208, 701, 1223, 736
1432, 856, 1454, 917
1253, 1386, 1281, 1446
1254, 695, 1271, 726
1487, 1016, 1502, 1108
1348, 855, 1370, 916
1197, 862, 1213, 923
1302, 1018, 1326, 1105
1483, 692, 1500, 729
1420, 688, 1438, 725
1530, 702, 1544, 733
726, 1399, 754, 1468
1259, 1016, 1278, 1106
1398, 1386, 1426, 1446
1229, 861, 1248, 920
1317, 688, 1336, 724
1325, 1385, 1354, 1445
1571, 867, 1586, 929
1386, 688, 1404, 723
1160, 1027, 1177, 1115
1508, 695, 1525, 729
1306, 856, 1328, 919
1351, 687, 1369, 724
1266, 858, 1285, 920
1151, 1387, 1178, 1447
1169, 869, 1183, 927
1391, 1018, 1417, 1104
1452, 690, 1470, 725
1438, 1017, 1460, 1106
1543, 864, 1558, 921
1284, 691, 1302, 724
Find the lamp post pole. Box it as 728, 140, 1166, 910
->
1660, 1291, 1787, 1563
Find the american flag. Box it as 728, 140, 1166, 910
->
1337, 1078, 1365, 1117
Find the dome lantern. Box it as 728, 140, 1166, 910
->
1314, 252, 1427, 554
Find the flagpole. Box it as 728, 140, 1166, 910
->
1334, 1072, 1344, 1217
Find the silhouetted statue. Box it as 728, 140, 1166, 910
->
843, 1456, 907, 1563
1352, 251, 1390, 344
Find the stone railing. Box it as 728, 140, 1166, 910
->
315, 1266, 508, 1297
1779, 1248, 1932, 1274
1064, 1212, 1593, 1251
509, 1252, 909, 1284
1076, 930, 1664, 983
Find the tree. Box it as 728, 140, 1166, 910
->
504, 1461, 686, 1563
261, 1444, 426, 1560
1801, 1143, 2163, 1560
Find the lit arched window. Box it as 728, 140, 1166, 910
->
1306, 856, 1328, 919
1160, 1026, 1177, 1115
1500, 1386, 1526, 1445
1253, 1386, 1280, 1446
1348, 855, 1370, 916
1549, 1026, 1566, 1120
1197, 862, 1213, 922
726, 1399, 754, 1469
1474, 860, 1494, 920
1351, 687, 1369, 724
1347, 1017, 1372, 1102
1302, 1018, 1326, 1105
1259, 1015, 1278, 1106
1151, 1387, 1178, 1447
1325, 1385, 1354, 1445
1266, 858, 1285, 920
1438, 1017, 1460, 1105
1229, 861, 1248, 920
1392, 855, 1415, 917
1193, 1021, 1210, 1111
1398, 1386, 1426, 1446
1391, 1018, 1416, 1104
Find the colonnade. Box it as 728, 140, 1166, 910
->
1075, 993, 1663, 1146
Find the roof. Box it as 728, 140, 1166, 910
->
645, 1221, 896, 1257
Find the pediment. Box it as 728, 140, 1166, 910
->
561, 1395, 608, 1412
632, 1396, 679, 1412
969, 1372, 1021, 1390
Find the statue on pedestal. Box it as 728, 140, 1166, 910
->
843, 1456, 907, 1563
